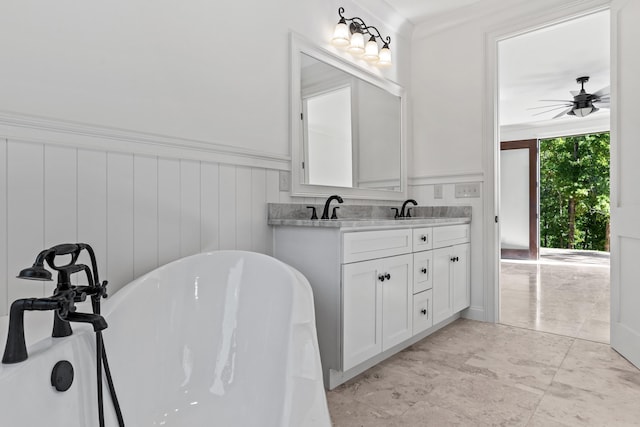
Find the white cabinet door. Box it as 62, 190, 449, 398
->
433, 244, 470, 324
342, 253, 412, 369
381, 254, 413, 351
452, 243, 471, 313
433, 247, 453, 324
342, 259, 382, 371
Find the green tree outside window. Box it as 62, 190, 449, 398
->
539, 132, 610, 251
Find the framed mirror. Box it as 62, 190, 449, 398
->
290, 33, 406, 200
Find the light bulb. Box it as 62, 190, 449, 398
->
573, 106, 596, 117
378, 44, 391, 66
332, 19, 350, 47
347, 31, 365, 55
363, 36, 379, 62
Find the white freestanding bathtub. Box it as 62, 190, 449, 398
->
0, 251, 330, 426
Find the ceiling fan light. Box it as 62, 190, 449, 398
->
573, 106, 596, 117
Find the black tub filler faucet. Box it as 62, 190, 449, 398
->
2, 243, 109, 364
1, 243, 125, 427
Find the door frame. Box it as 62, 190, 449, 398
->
609, 0, 640, 368
500, 139, 538, 260
482, 0, 611, 322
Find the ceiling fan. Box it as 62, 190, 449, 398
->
531, 76, 610, 119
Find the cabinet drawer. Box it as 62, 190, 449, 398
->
343, 229, 412, 263
413, 251, 433, 294
432, 224, 470, 248
413, 289, 433, 335
412, 227, 433, 252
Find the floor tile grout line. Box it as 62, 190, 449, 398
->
497, 322, 610, 346
523, 337, 577, 427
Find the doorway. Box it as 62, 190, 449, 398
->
499, 132, 611, 343
495, 12, 610, 341
500, 139, 538, 260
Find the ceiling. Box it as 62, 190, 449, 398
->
379, 0, 484, 25
499, 11, 610, 127
360, 0, 610, 128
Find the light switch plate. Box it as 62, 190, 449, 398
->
279, 171, 291, 192
454, 182, 480, 198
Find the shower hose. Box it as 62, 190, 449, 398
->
92, 297, 125, 427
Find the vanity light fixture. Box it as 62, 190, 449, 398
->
331, 7, 392, 66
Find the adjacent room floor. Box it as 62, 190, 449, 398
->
326, 319, 640, 426
500, 248, 610, 343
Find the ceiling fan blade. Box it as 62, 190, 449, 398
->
527, 103, 572, 110
594, 102, 610, 109
532, 105, 573, 116
539, 99, 574, 103
595, 96, 610, 103
592, 86, 610, 98
552, 107, 574, 119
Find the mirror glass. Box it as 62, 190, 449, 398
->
291, 35, 406, 200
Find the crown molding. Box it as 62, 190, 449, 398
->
413, 0, 610, 40
0, 111, 290, 171
413, 0, 525, 39
352, 0, 414, 39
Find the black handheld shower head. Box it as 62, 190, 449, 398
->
16, 243, 85, 284
17, 264, 53, 281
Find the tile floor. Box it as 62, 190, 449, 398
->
326, 319, 640, 426
327, 250, 635, 426
500, 249, 610, 343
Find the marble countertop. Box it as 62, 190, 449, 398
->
268, 216, 470, 229
267, 203, 471, 230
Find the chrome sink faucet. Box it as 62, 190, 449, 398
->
399, 199, 417, 218
321, 195, 344, 219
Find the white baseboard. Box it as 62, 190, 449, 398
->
462, 306, 486, 322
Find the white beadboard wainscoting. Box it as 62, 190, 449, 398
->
0, 118, 308, 318
0, 140, 281, 316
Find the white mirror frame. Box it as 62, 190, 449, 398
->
290, 33, 407, 201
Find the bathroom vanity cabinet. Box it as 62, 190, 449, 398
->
271, 219, 470, 389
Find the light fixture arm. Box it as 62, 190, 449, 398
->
337, 7, 391, 47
